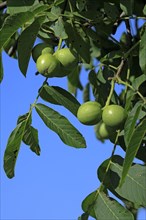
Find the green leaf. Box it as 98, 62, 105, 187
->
120, 0, 134, 15
18, 15, 46, 76
104, 2, 119, 21
53, 17, 68, 39
143, 5, 146, 15
35, 103, 86, 148
132, 74, 146, 90
0, 52, 3, 82
0, 12, 34, 52
23, 126, 41, 156
47, 5, 61, 21
40, 85, 80, 116
139, 25, 146, 75
94, 191, 134, 220
83, 83, 90, 103
65, 22, 91, 63
124, 102, 142, 147
7, 0, 39, 15
67, 66, 83, 96
110, 161, 146, 207
82, 191, 96, 218
54, 0, 65, 6
120, 118, 146, 186
78, 214, 89, 220
17, 113, 40, 155
76, 0, 86, 11
3, 122, 25, 178
98, 155, 146, 207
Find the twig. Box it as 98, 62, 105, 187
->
0, 1, 6, 10
108, 58, 126, 80
116, 58, 126, 77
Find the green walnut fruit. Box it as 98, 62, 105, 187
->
77, 101, 102, 125
54, 48, 78, 71
36, 53, 60, 77
32, 43, 54, 62
102, 105, 127, 128
98, 122, 115, 140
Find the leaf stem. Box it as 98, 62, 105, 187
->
117, 77, 146, 103
57, 38, 63, 51
124, 40, 141, 59
124, 62, 131, 100
68, 0, 73, 13
35, 77, 49, 103
85, 131, 120, 215
104, 79, 115, 107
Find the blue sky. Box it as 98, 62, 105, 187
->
1, 21, 146, 220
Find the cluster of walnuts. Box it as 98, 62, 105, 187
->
77, 101, 127, 142
32, 43, 127, 142
32, 43, 78, 78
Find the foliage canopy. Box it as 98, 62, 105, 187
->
0, 0, 146, 219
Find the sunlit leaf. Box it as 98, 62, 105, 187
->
35, 103, 86, 148
7, 0, 39, 15
53, 17, 68, 39
94, 191, 134, 220
40, 85, 80, 116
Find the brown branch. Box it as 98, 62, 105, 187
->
108, 58, 126, 80
116, 58, 126, 77
0, 1, 7, 10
